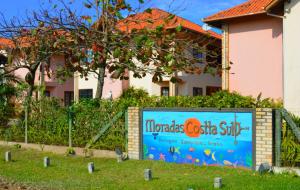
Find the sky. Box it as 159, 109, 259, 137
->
0, 0, 247, 30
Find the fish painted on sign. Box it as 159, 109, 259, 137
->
148, 154, 154, 160
189, 147, 195, 152
204, 149, 211, 156
174, 147, 181, 154
223, 160, 238, 167
195, 159, 200, 163
159, 153, 166, 161
212, 152, 217, 161
150, 147, 156, 151
169, 146, 175, 155
186, 155, 193, 160
227, 150, 234, 153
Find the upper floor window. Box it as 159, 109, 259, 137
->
192, 48, 205, 63
85, 49, 93, 63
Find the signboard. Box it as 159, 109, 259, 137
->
142, 109, 255, 169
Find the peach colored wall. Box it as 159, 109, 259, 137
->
14, 55, 74, 102
77, 71, 126, 99
103, 71, 127, 99
228, 16, 283, 99
45, 55, 74, 102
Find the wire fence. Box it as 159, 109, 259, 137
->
0, 98, 128, 152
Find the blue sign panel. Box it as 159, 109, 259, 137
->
142, 109, 255, 169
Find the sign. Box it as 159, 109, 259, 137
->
142, 109, 255, 169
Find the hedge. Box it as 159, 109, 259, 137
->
0, 88, 282, 151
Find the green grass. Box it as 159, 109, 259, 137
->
0, 146, 299, 190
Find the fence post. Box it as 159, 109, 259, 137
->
24, 103, 28, 144
274, 109, 282, 167
68, 106, 73, 148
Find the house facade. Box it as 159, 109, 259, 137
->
12, 55, 74, 106
204, 0, 284, 100
127, 9, 222, 97
77, 9, 222, 98
204, 0, 300, 115
74, 71, 128, 101
2, 9, 222, 105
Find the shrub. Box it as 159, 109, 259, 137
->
0, 88, 282, 151
281, 114, 300, 167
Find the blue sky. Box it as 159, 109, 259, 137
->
0, 0, 246, 28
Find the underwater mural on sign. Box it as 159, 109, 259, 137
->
142, 110, 254, 169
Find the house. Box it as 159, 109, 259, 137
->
76, 8, 222, 99
1, 8, 222, 105
204, 0, 283, 99
0, 38, 74, 106
204, 0, 300, 115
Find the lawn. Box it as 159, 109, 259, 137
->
0, 146, 299, 190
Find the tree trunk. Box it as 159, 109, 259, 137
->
39, 62, 45, 99
95, 64, 105, 99
95, 0, 108, 99
24, 83, 33, 144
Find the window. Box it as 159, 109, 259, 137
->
0, 54, 7, 66
45, 91, 51, 97
192, 49, 204, 59
64, 91, 74, 107
193, 87, 203, 96
79, 89, 93, 99
161, 87, 169, 97
81, 49, 93, 64
206, 86, 221, 96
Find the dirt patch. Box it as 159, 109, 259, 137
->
0, 177, 41, 190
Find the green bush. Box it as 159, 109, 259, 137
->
281, 114, 300, 167
0, 88, 282, 151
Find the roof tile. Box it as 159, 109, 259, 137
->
204, 0, 275, 22
118, 8, 221, 39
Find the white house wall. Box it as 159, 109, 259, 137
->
129, 71, 221, 96
129, 72, 164, 96
284, 0, 300, 115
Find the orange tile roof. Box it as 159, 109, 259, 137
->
204, 0, 276, 23
0, 38, 13, 48
118, 8, 221, 39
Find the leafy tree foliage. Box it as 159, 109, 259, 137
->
28, 0, 220, 98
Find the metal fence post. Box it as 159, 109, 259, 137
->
24, 103, 28, 144
68, 106, 73, 148
275, 109, 282, 167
